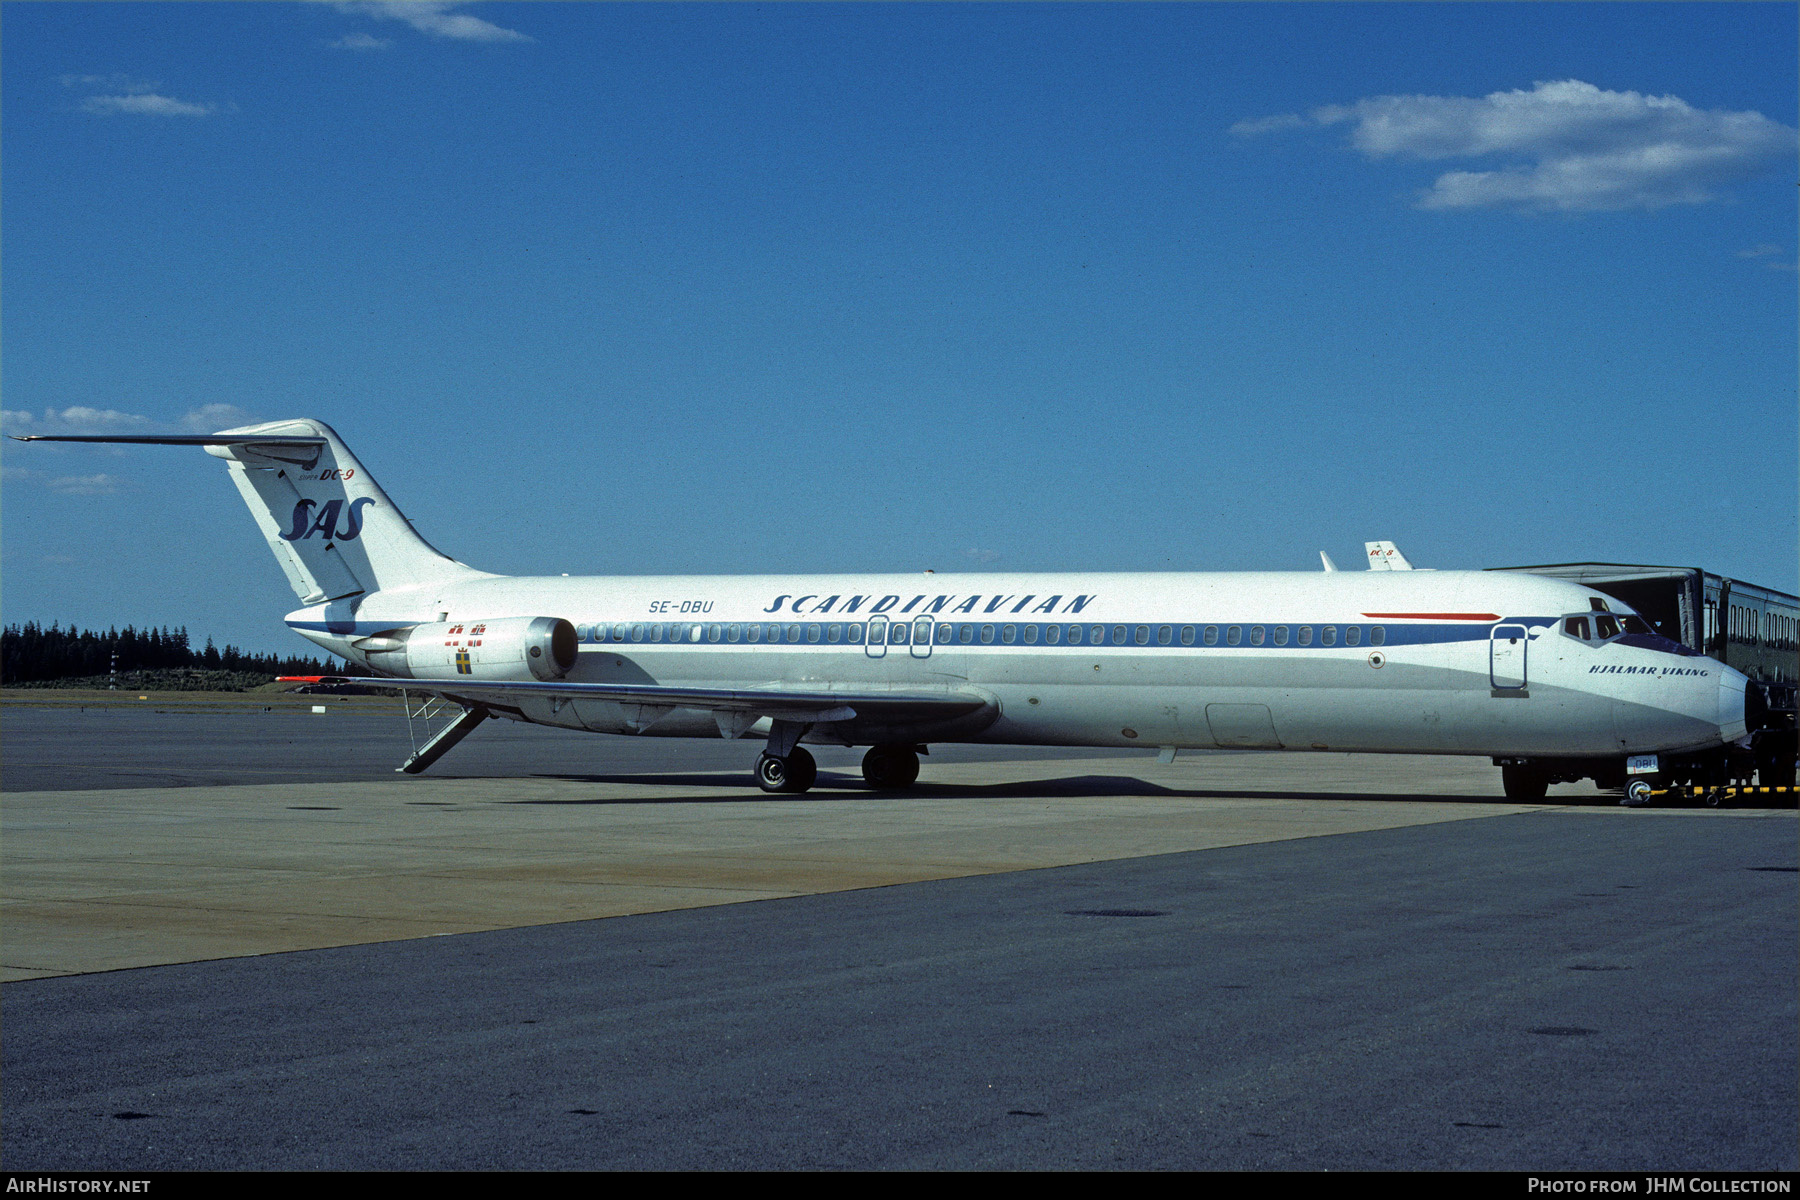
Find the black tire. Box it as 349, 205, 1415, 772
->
862, 745, 920, 790
784, 747, 817, 793
756, 752, 788, 793
1501, 764, 1548, 801
757, 748, 816, 794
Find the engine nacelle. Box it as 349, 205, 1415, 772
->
355, 616, 577, 682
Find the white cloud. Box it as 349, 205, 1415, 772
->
81, 93, 214, 117
2, 405, 258, 436
1235, 80, 1796, 213
2, 407, 157, 435
60, 73, 158, 93
330, 32, 392, 51
180, 404, 256, 433
335, 2, 532, 44
48, 474, 121, 495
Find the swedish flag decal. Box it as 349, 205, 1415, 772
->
455, 648, 472, 675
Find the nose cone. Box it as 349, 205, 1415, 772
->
1719, 668, 1749, 743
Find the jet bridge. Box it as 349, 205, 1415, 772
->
1491, 562, 1798, 787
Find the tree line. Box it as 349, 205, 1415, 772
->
1, 622, 340, 684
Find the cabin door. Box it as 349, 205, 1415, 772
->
1490, 624, 1528, 690
865, 615, 889, 659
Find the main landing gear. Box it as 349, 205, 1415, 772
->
862, 744, 921, 790
756, 747, 817, 794
752, 740, 924, 794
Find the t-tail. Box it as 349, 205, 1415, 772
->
11, 418, 490, 604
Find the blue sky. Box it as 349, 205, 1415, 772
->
4, 2, 1795, 655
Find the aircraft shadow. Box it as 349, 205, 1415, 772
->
496, 770, 1520, 806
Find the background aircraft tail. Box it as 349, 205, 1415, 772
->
203, 418, 488, 604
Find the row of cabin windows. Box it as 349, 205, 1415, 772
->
571, 621, 1389, 648
1721, 603, 1790, 649
1737, 606, 1798, 651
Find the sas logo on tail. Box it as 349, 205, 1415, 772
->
280, 497, 376, 542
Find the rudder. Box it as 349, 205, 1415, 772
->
206, 419, 488, 603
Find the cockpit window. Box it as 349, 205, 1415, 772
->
1620, 614, 1653, 636
1563, 616, 1591, 640
1594, 614, 1620, 640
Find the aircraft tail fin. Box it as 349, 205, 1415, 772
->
1364, 541, 1415, 571
13, 418, 490, 603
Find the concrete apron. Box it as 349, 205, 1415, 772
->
3, 751, 1763, 981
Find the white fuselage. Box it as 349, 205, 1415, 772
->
287, 568, 1747, 760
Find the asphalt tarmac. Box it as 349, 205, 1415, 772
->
0, 703, 1123, 792
2, 707, 1794, 1171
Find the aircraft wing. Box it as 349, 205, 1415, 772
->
282, 674, 994, 725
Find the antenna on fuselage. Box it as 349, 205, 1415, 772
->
1320, 551, 1339, 572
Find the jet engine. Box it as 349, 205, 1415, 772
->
353, 616, 577, 682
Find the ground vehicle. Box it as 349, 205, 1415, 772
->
1491, 563, 1798, 790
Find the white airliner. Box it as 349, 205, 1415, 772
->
15, 419, 1750, 799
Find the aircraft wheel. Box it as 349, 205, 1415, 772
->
862, 745, 920, 790
1501, 764, 1548, 801
756, 748, 816, 794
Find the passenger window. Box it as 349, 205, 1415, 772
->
959, 624, 975, 643
937, 623, 953, 644
630, 623, 645, 643
786, 624, 802, 643
1023, 624, 1039, 645
1002, 624, 1017, 644
1157, 626, 1172, 645
1046, 624, 1062, 645
1226, 626, 1242, 646
826, 624, 842, 643
1370, 626, 1385, 646
1249, 626, 1265, 646
1321, 626, 1336, 646
1179, 626, 1194, 645
1203, 626, 1218, 646
807, 624, 822, 643
707, 624, 721, 642
1092, 625, 1108, 645
1273, 626, 1289, 646
727, 624, 742, 643
1346, 627, 1362, 646
849, 623, 864, 644
1065, 625, 1081, 645
890, 622, 908, 644
980, 625, 995, 644
1134, 626, 1149, 645
1298, 626, 1312, 646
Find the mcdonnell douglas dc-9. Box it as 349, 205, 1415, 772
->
16, 419, 1755, 799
